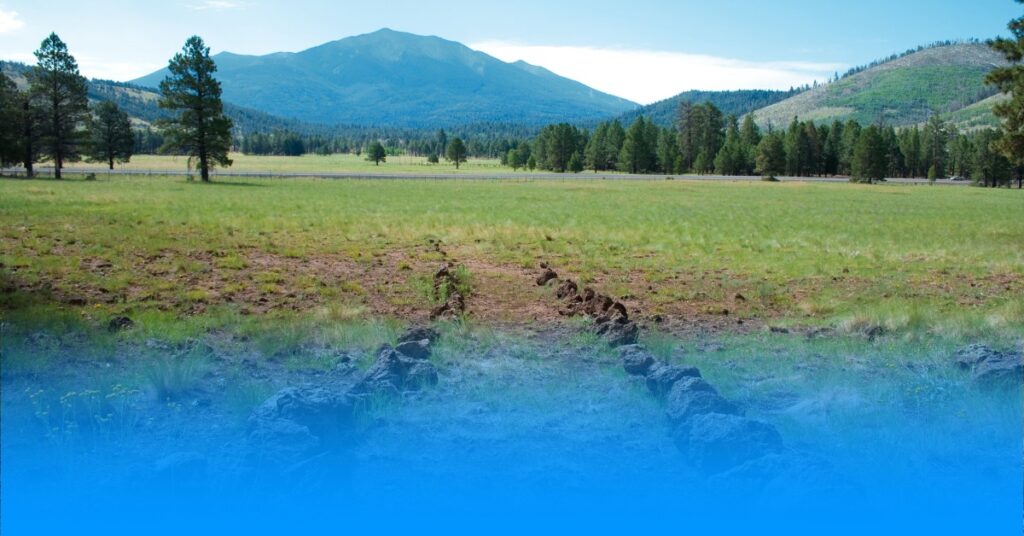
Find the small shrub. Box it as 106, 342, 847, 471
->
143, 350, 206, 401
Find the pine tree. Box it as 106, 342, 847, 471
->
605, 120, 626, 170
851, 126, 887, 184
366, 141, 386, 165
446, 137, 467, 169
921, 114, 949, 179
714, 116, 743, 175
822, 120, 843, 176
739, 114, 762, 175
507, 148, 523, 171
756, 132, 786, 178
972, 128, 1013, 187
436, 129, 448, 161
568, 152, 583, 173
158, 36, 234, 182
29, 33, 89, 179
838, 120, 861, 176
585, 122, 610, 172
677, 101, 697, 172
784, 117, 810, 176
0, 73, 24, 168
986, 1, 1024, 187
656, 128, 680, 174
86, 101, 135, 170
899, 126, 922, 177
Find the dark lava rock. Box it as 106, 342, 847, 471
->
954, 343, 1023, 387
248, 386, 354, 442
676, 413, 784, 475
536, 269, 558, 286
974, 357, 1023, 386
398, 326, 440, 345
395, 340, 431, 361
954, 343, 991, 369
597, 319, 639, 347
108, 316, 135, 332
248, 418, 321, 465
555, 280, 579, 300
352, 345, 439, 396
583, 293, 614, 316
430, 293, 466, 320
666, 382, 740, 425
247, 386, 355, 465
645, 363, 702, 398
620, 345, 658, 376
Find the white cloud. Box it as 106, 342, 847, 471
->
77, 57, 164, 82
187, 1, 244, 10
0, 7, 25, 34
471, 41, 846, 105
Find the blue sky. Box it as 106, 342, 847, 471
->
0, 0, 1017, 103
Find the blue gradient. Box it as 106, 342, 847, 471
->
3, 371, 1020, 535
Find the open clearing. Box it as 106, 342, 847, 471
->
1, 175, 1021, 342
30, 153, 518, 175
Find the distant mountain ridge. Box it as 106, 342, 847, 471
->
133, 29, 637, 128
615, 89, 805, 128
0, 60, 328, 136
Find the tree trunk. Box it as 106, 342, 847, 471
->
200, 149, 209, 182
55, 152, 62, 180
109, 155, 114, 170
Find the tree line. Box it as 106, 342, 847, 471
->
0, 34, 136, 178
0, 33, 235, 181
513, 105, 1018, 186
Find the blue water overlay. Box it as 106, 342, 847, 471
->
3, 396, 1020, 534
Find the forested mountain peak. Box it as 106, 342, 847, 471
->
132, 29, 637, 128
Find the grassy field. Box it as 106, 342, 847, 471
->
44, 153, 523, 175
1, 175, 1022, 344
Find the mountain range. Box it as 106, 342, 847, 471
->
133, 28, 637, 128
2, 32, 1008, 137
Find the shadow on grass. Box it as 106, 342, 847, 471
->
186, 180, 266, 188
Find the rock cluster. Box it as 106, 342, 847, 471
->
954, 343, 1023, 387
430, 264, 467, 320
618, 344, 784, 475
247, 326, 440, 466
537, 266, 638, 347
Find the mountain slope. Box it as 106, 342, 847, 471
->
133, 29, 637, 128
616, 89, 803, 128
0, 61, 337, 136
751, 42, 1006, 128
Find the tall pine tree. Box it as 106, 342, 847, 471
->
87, 101, 135, 170
987, 0, 1024, 187
29, 33, 89, 179
158, 36, 234, 182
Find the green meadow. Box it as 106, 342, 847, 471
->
53, 153, 520, 175
1, 174, 1022, 344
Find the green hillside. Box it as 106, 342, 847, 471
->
0, 60, 327, 135
133, 28, 637, 128
943, 93, 1007, 131
751, 42, 1006, 128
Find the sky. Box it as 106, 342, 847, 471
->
0, 0, 1017, 104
